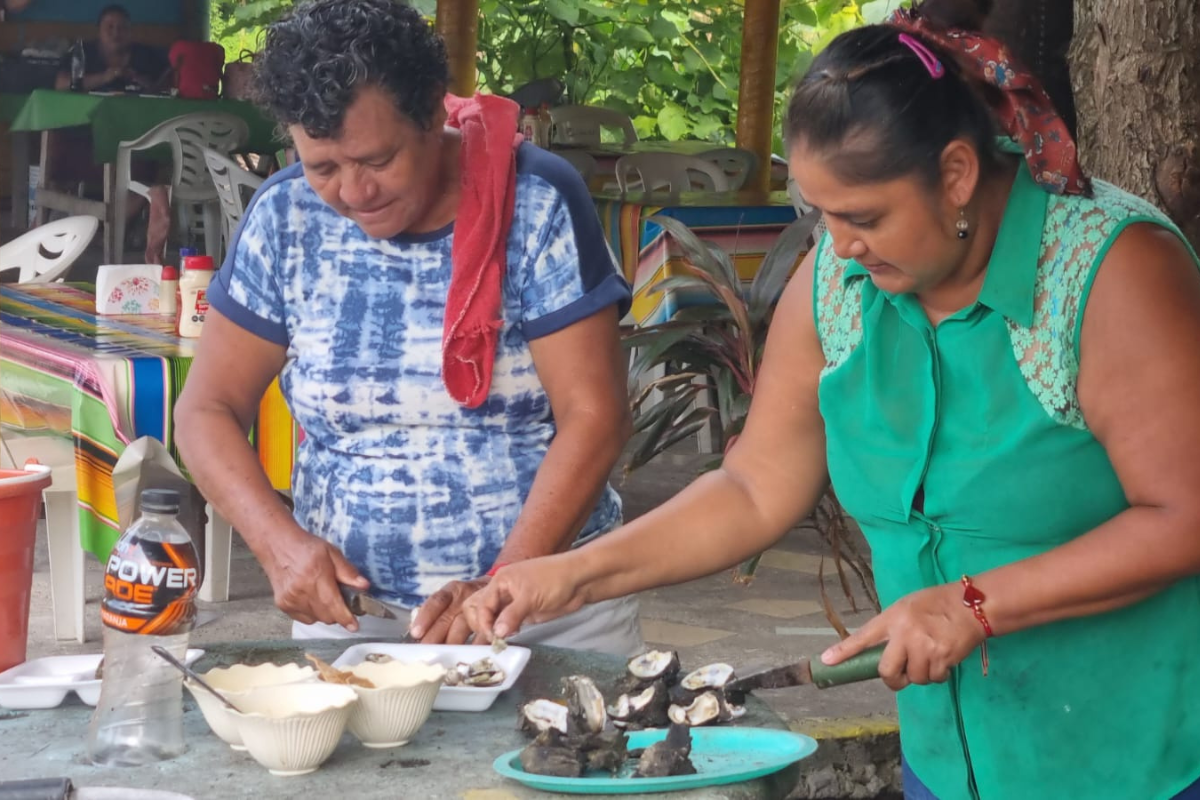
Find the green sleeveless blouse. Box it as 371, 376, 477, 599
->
814, 159, 1200, 799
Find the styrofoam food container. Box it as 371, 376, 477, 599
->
230, 682, 358, 776
0, 649, 205, 709
332, 643, 531, 712
186, 661, 317, 750
343, 659, 446, 748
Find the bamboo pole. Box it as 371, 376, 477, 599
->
436, 0, 481, 98
735, 0, 782, 193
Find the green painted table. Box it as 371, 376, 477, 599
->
7, 89, 277, 235
0, 641, 807, 799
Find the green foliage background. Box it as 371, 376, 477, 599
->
209, 0, 904, 155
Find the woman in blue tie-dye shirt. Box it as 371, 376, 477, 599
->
175, 0, 643, 655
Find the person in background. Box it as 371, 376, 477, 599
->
54, 4, 170, 93
463, 0, 1200, 797
174, 0, 642, 656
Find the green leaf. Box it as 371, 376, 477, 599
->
656, 102, 691, 140
648, 17, 680, 40
620, 26, 656, 45
545, 0, 580, 26
748, 216, 818, 324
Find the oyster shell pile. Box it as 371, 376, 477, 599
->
610, 650, 745, 730
515, 650, 743, 779
443, 656, 506, 687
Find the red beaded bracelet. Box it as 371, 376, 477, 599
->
486, 562, 509, 578
961, 575, 992, 677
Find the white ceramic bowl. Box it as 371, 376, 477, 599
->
229, 683, 358, 776
186, 662, 317, 750
344, 660, 446, 748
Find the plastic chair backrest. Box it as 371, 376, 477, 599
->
699, 148, 759, 190
121, 112, 249, 203
549, 105, 637, 146
202, 148, 264, 247
615, 153, 733, 193
555, 150, 597, 184
0, 216, 99, 283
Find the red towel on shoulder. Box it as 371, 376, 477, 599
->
442, 93, 522, 408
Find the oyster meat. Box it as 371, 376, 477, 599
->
518, 698, 569, 736
680, 662, 735, 691
634, 723, 697, 778
563, 674, 608, 735
668, 690, 746, 727
364, 652, 394, 664
628, 649, 680, 684
443, 656, 506, 687
608, 682, 670, 730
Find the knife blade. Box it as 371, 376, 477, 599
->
725, 643, 886, 698
338, 584, 397, 620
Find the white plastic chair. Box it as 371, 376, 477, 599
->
0, 216, 99, 283
555, 149, 598, 184
112, 113, 249, 264
699, 148, 759, 190
202, 147, 264, 260
615, 153, 733, 193
549, 105, 638, 146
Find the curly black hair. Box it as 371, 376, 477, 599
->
253, 0, 450, 139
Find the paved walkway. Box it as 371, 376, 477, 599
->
22, 446, 901, 798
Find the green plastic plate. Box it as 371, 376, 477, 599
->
493, 726, 818, 795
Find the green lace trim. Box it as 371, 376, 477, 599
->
813, 232, 864, 379
1008, 180, 1185, 429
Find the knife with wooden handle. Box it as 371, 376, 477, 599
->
724, 644, 886, 698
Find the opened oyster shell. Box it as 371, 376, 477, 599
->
518, 698, 569, 735
443, 656, 506, 687
667, 690, 746, 727
608, 681, 670, 730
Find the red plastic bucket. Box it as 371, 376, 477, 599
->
0, 462, 52, 673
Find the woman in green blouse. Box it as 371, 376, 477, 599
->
459, 2, 1200, 797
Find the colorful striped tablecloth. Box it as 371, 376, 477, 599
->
593, 189, 799, 325
0, 284, 296, 560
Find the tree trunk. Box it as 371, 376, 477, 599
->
1070, 0, 1200, 247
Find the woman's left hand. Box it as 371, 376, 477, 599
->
409, 578, 491, 644
820, 582, 987, 691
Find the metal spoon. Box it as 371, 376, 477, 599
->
151, 645, 242, 714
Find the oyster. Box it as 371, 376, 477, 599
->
518, 698, 569, 736
563, 674, 607, 735
608, 682, 670, 730
680, 662, 735, 691
581, 725, 628, 775
634, 723, 697, 778
519, 728, 586, 778
627, 649, 680, 683
364, 652, 394, 664
443, 656, 506, 687
667, 690, 745, 727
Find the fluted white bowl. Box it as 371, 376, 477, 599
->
344, 660, 446, 748
187, 662, 317, 750
229, 683, 358, 776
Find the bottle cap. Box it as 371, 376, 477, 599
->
161, 265, 179, 280
179, 247, 196, 258
140, 488, 181, 513
182, 255, 215, 271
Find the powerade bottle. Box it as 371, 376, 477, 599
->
86, 489, 199, 766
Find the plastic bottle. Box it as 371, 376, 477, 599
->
70, 40, 86, 91
537, 104, 553, 147
519, 107, 539, 144
86, 488, 199, 767
177, 254, 215, 338
159, 264, 178, 317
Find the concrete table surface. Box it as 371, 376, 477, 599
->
0, 640, 807, 799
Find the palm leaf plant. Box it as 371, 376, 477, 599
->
622, 213, 880, 634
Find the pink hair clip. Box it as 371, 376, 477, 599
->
898, 33, 945, 79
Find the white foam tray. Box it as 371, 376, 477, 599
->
332, 643, 531, 713
0, 649, 205, 709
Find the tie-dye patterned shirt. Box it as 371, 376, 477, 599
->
206, 144, 630, 608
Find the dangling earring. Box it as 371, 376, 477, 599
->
956, 208, 970, 240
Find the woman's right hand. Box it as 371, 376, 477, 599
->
261, 529, 370, 632
462, 553, 587, 643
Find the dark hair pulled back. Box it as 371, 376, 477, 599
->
784, 0, 1000, 188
